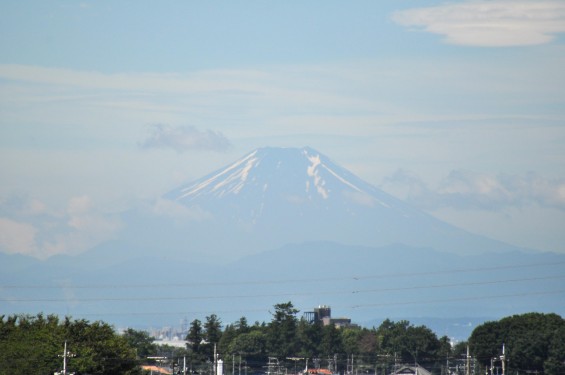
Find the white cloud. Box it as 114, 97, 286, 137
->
438, 171, 565, 210
393, 1, 565, 47
152, 197, 213, 221
382, 169, 565, 211
141, 124, 231, 153
0, 195, 122, 258
67, 195, 92, 216
63, 195, 122, 253
0, 218, 38, 256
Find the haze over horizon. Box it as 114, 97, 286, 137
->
2, 0, 565, 260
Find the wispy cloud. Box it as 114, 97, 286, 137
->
0, 195, 121, 258
382, 169, 565, 211
151, 198, 213, 221
0, 218, 38, 257
141, 124, 231, 153
393, 0, 565, 47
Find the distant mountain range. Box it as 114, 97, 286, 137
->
1, 146, 564, 339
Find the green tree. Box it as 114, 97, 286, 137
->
545, 325, 565, 375
122, 328, 158, 359
201, 314, 223, 360
267, 302, 299, 357
297, 318, 323, 358
320, 323, 343, 357
375, 319, 441, 367
341, 328, 361, 356
204, 314, 223, 345
228, 330, 268, 367
186, 319, 205, 365
0, 314, 139, 375
235, 316, 250, 334
358, 328, 378, 365
219, 323, 238, 357
469, 312, 565, 375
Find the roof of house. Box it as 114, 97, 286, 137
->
141, 365, 172, 374
391, 365, 432, 375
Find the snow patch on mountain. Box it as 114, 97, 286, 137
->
162, 146, 528, 256
306, 153, 329, 199
177, 149, 259, 199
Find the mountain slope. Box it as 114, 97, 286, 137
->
164, 146, 526, 256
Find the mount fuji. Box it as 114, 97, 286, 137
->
2, 146, 564, 330
159, 146, 523, 259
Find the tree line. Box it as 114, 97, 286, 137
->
1, 302, 564, 375
182, 302, 452, 374
0, 313, 138, 374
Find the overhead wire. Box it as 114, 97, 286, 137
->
64, 289, 565, 317
3, 274, 564, 303
3, 259, 563, 320
2, 259, 564, 290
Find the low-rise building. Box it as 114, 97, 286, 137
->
303, 305, 358, 328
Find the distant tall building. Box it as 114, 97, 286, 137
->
303, 305, 357, 328
315, 305, 331, 321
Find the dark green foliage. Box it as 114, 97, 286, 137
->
219, 323, 238, 357
296, 319, 323, 358
6, 305, 562, 375
204, 313, 223, 345
375, 319, 441, 366
0, 313, 139, 375
122, 328, 158, 359
266, 301, 300, 357
201, 314, 223, 360
320, 323, 344, 357
469, 312, 565, 375
186, 318, 205, 365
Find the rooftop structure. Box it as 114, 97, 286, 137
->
303, 305, 357, 329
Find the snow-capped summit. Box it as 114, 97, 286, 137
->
167, 146, 414, 222
163, 146, 518, 256
170, 146, 363, 201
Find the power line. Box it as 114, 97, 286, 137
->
2, 260, 564, 290
349, 289, 565, 309
4, 274, 564, 303
351, 274, 565, 294
39, 289, 565, 318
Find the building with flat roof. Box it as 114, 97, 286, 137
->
303, 305, 358, 328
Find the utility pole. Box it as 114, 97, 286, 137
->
63, 341, 68, 375
500, 344, 505, 375
58, 340, 75, 375
214, 343, 218, 375
465, 345, 471, 375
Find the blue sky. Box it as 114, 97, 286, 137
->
1, 0, 565, 258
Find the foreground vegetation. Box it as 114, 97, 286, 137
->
0, 314, 138, 374
1, 302, 564, 375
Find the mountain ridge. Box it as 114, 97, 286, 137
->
162, 146, 533, 257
